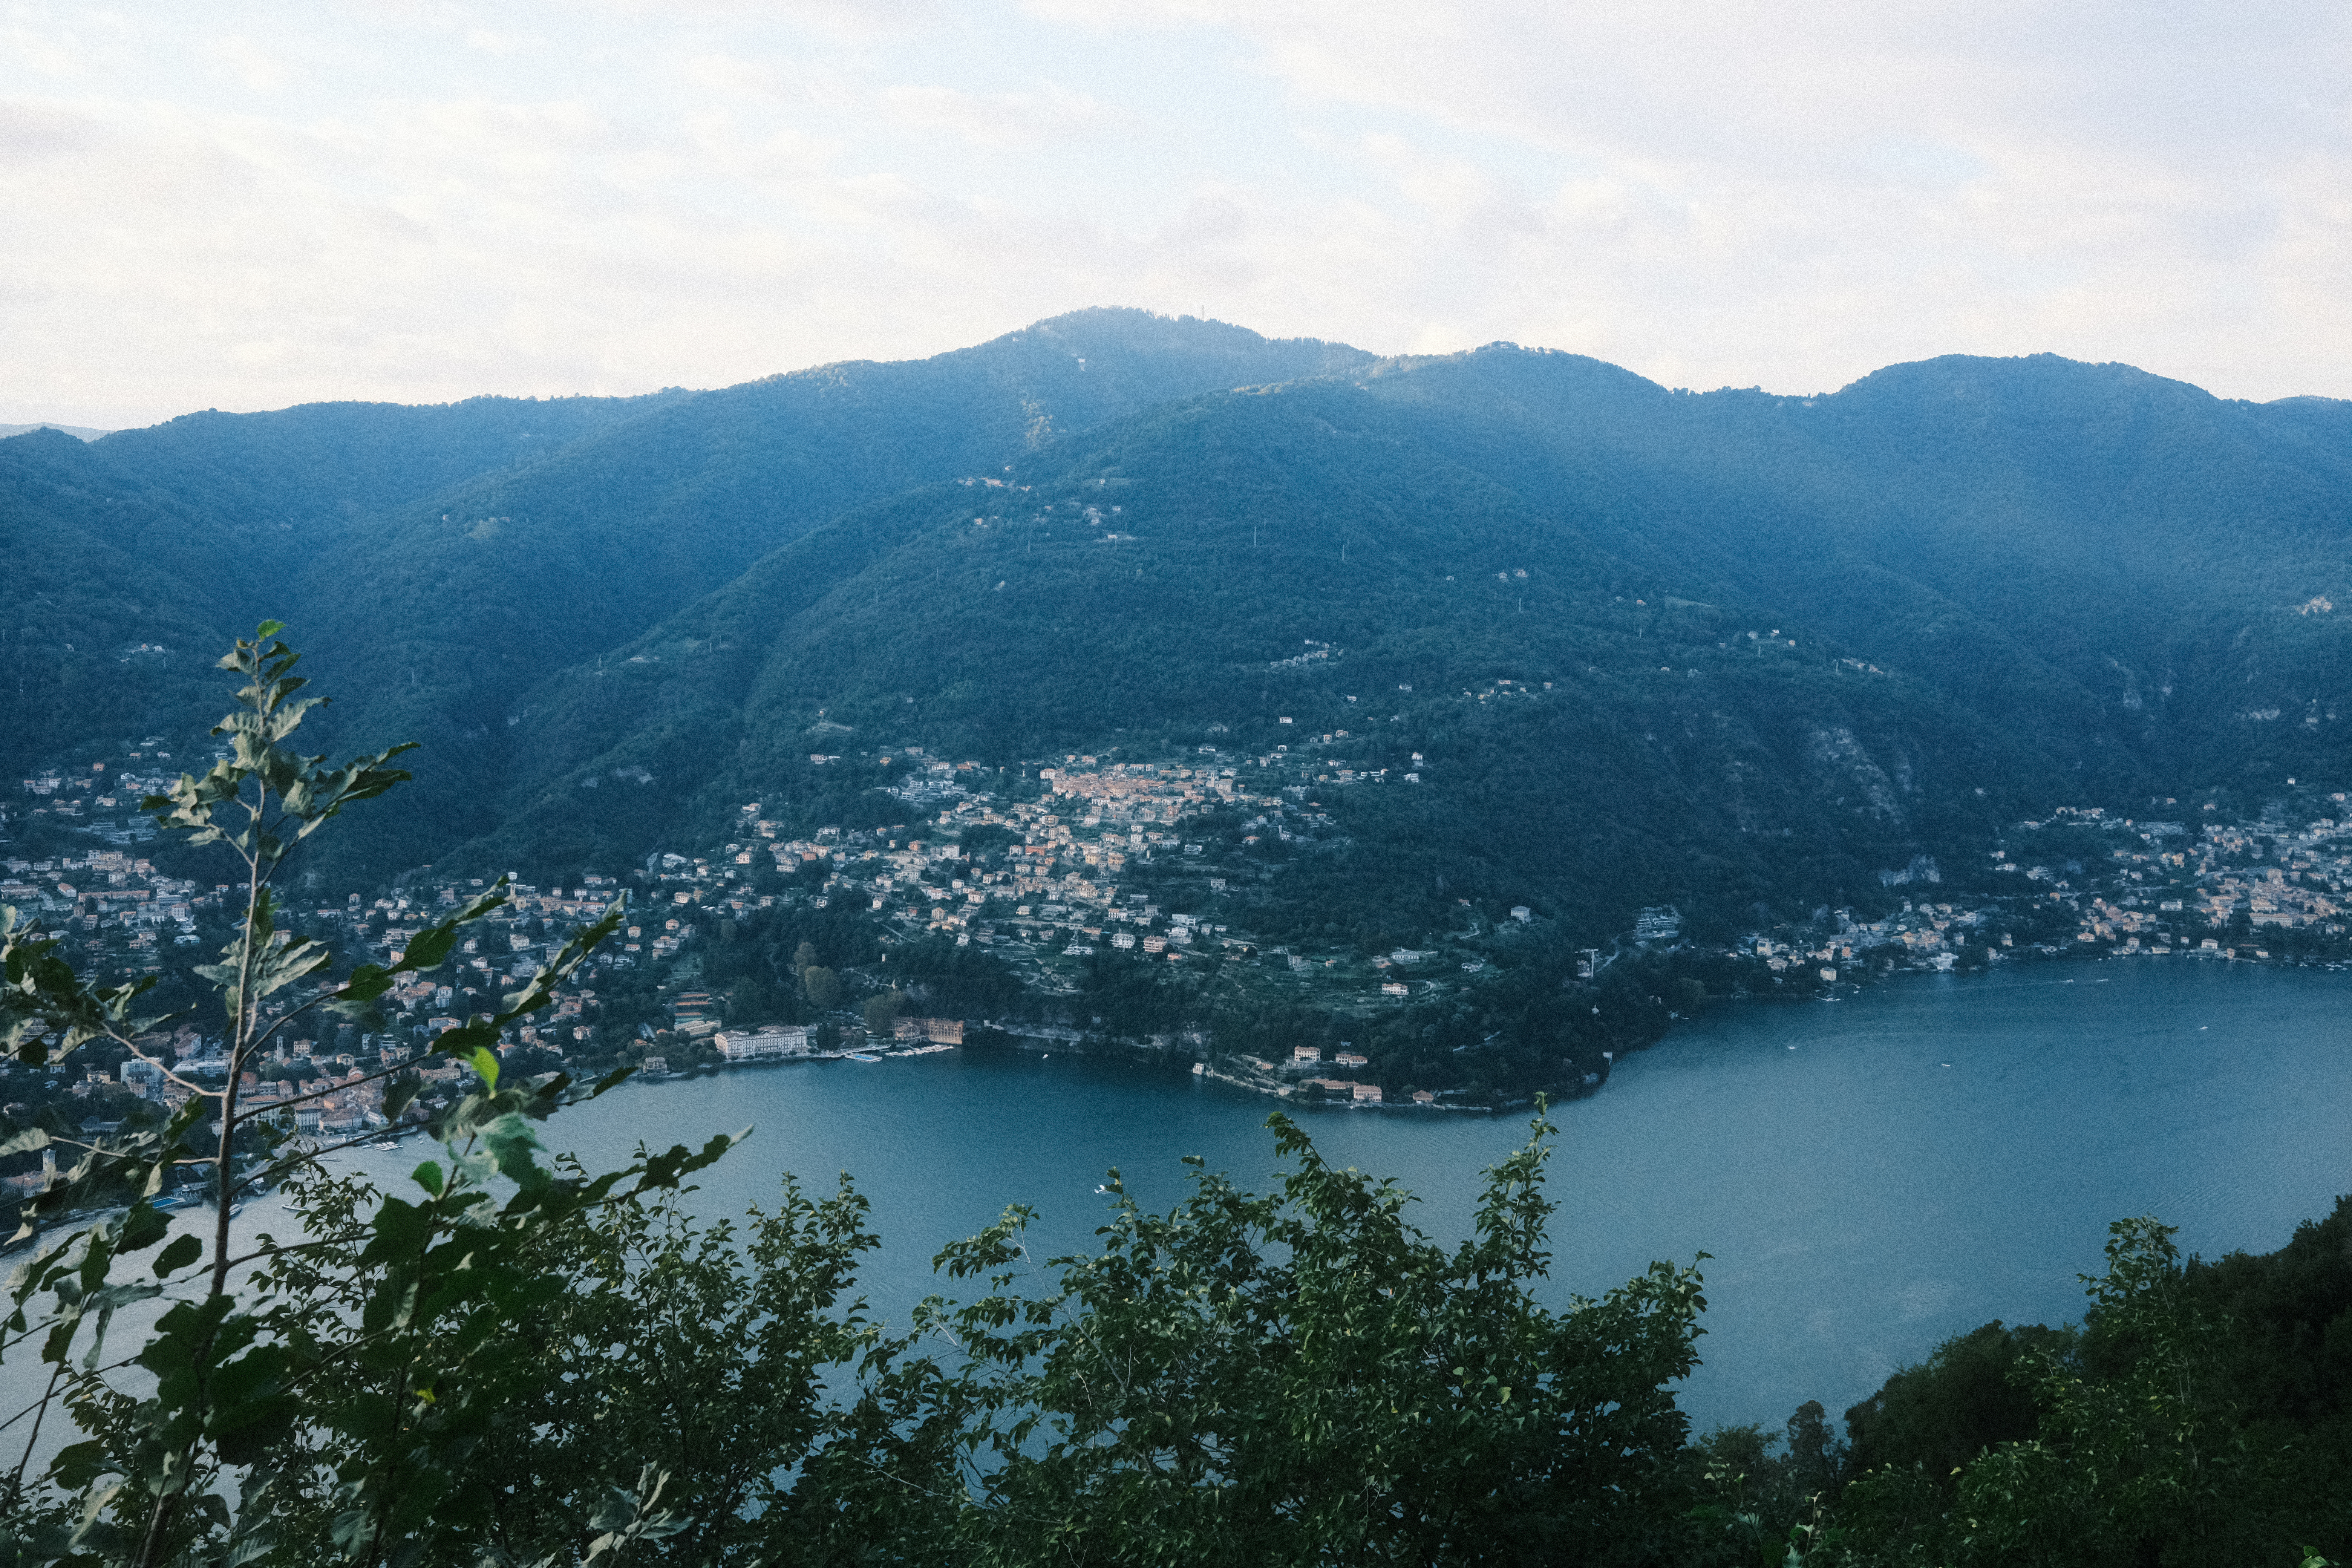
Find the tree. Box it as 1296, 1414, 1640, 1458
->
237, 1167, 883, 1567
1833, 1215, 2352, 1567
861, 989, 904, 1037
0, 626, 736, 1565
901, 1108, 1712, 1564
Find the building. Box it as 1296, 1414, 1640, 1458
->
1634, 906, 1681, 941
717, 1026, 810, 1062
119, 1058, 167, 1100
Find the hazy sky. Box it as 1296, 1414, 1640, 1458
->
5, 1, 2347, 427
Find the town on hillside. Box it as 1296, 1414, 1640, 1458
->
8, 723, 2351, 1143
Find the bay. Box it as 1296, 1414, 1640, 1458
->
518, 956, 2352, 1432
11, 956, 2342, 1461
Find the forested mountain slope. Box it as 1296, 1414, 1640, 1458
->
0, 391, 672, 783
0, 428, 242, 782
477, 379, 2073, 940
0, 311, 1372, 869
283, 311, 1373, 861
277, 313, 1371, 869
5, 312, 2347, 929
467, 348, 2352, 945
1360, 349, 2352, 796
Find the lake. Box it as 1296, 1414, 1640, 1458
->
501, 955, 2352, 1431
17, 956, 2347, 1451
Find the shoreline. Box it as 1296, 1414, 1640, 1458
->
612, 942, 2352, 1109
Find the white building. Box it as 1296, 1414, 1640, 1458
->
717, 1026, 811, 1063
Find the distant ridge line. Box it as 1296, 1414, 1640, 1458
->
0, 422, 112, 442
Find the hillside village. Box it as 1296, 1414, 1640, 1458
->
8, 720, 2351, 1136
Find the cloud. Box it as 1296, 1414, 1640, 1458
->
0, 100, 105, 160
203, 35, 289, 93
678, 51, 790, 98
0, 0, 2345, 426
464, 28, 544, 57
881, 83, 1114, 146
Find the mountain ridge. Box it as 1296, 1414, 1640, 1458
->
3, 312, 2347, 951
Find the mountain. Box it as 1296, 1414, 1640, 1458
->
0, 423, 110, 441
0, 311, 1372, 863
1355, 348, 2352, 792
453, 345, 2351, 948
4, 312, 2349, 951
463, 376, 2044, 940
282, 311, 1370, 864
0, 391, 674, 788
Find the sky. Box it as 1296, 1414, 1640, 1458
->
3, 0, 2348, 428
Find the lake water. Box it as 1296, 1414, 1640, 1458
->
14, 957, 2347, 1452
501, 956, 2352, 1431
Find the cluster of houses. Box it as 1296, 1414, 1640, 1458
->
715, 1016, 963, 1063
1730, 803, 2352, 975
20, 727, 2349, 1150
2052, 810, 2348, 956
1, 844, 210, 965
4, 1023, 424, 1149
1224, 1044, 1438, 1106
732, 756, 1283, 960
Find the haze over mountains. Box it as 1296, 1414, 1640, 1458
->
0, 425, 110, 443
4, 308, 2347, 943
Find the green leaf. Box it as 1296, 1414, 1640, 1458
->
400, 926, 460, 972
470, 1047, 501, 1092
118, 1201, 170, 1254
337, 965, 395, 1003
213, 1393, 300, 1467
381, 1075, 420, 1122
434, 1023, 495, 1055
48, 1439, 110, 1492
583, 1063, 637, 1101
152, 1233, 203, 1278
